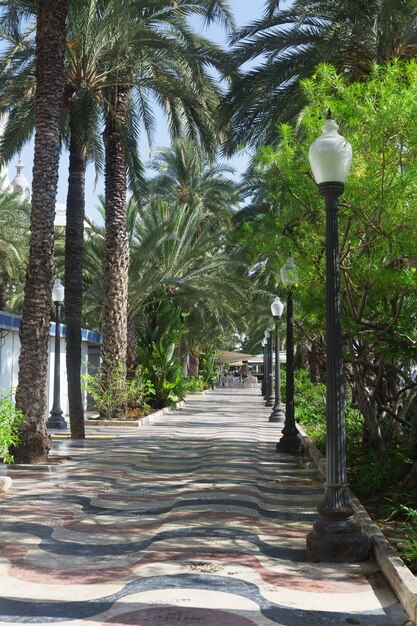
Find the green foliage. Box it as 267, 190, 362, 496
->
351, 444, 410, 497
0, 190, 30, 312
81, 360, 145, 420
185, 377, 205, 394
385, 502, 417, 571
295, 369, 364, 460
246, 61, 417, 468
137, 300, 187, 409
222, 0, 417, 152
199, 351, 220, 389
294, 369, 327, 454
0, 392, 25, 463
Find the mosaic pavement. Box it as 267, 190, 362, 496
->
0, 388, 410, 625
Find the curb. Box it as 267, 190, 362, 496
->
85, 402, 185, 428
298, 424, 417, 625
85, 388, 212, 428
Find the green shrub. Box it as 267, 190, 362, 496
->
185, 377, 205, 394
294, 369, 327, 454
199, 352, 219, 389
81, 360, 146, 419
294, 369, 364, 459
350, 444, 409, 497
384, 503, 417, 570
0, 392, 25, 463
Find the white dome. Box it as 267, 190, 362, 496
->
11, 160, 30, 199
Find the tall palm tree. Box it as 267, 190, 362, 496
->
222, 0, 417, 151
0, 0, 68, 463
148, 137, 240, 230
83, 194, 249, 362
98, 0, 235, 417
0, 0, 128, 438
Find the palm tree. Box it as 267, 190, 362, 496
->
98, 0, 235, 417
0, 0, 107, 439
148, 137, 240, 231
83, 193, 249, 374
63, 0, 110, 438
0, 0, 68, 463
0, 188, 30, 311
0, 0, 234, 427
131, 195, 250, 371
0, 0, 136, 438
222, 0, 417, 151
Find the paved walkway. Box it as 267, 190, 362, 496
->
0, 388, 410, 625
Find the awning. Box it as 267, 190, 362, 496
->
216, 350, 259, 364
216, 350, 286, 365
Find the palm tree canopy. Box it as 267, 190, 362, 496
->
147, 138, 240, 229
0, 0, 236, 184
221, 0, 417, 153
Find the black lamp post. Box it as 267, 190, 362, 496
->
269, 297, 285, 422
277, 258, 304, 452
261, 338, 267, 396
46, 279, 67, 430
263, 329, 270, 402
265, 326, 275, 407
306, 111, 369, 562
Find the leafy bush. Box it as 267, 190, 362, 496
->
185, 377, 205, 394
81, 360, 146, 419
351, 444, 409, 497
199, 352, 220, 389
384, 502, 417, 570
137, 301, 188, 409
294, 369, 364, 460
0, 392, 25, 463
294, 368, 412, 503
294, 369, 327, 454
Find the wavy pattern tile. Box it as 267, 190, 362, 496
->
0, 388, 409, 625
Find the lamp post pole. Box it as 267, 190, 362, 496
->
270, 297, 285, 422
261, 339, 267, 396
265, 329, 274, 407
306, 111, 369, 562
263, 330, 270, 402
277, 259, 303, 452
46, 279, 67, 430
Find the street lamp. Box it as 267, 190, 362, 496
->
265, 326, 275, 407
263, 329, 271, 402
276, 258, 304, 452
46, 279, 67, 430
306, 110, 369, 562
261, 337, 267, 396
269, 296, 285, 422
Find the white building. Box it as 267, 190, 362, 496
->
0, 310, 102, 421
11, 159, 30, 200
0, 113, 64, 225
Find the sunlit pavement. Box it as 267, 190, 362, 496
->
0, 388, 410, 625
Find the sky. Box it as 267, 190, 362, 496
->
13, 0, 279, 223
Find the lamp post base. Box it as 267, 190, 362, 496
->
269, 404, 285, 422
276, 432, 304, 453
265, 395, 274, 407
46, 409, 67, 430
307, 517, 370, 563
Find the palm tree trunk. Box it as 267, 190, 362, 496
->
180, 335, 189, 377
0, 283, 6, 310
13, 0, 67, 464
101, 86, 130, 418
189, 352, 199, 378
65, 119, 86, 439
126, 312, 138, 375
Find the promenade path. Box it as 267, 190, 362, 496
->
0, 387, 410, 626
